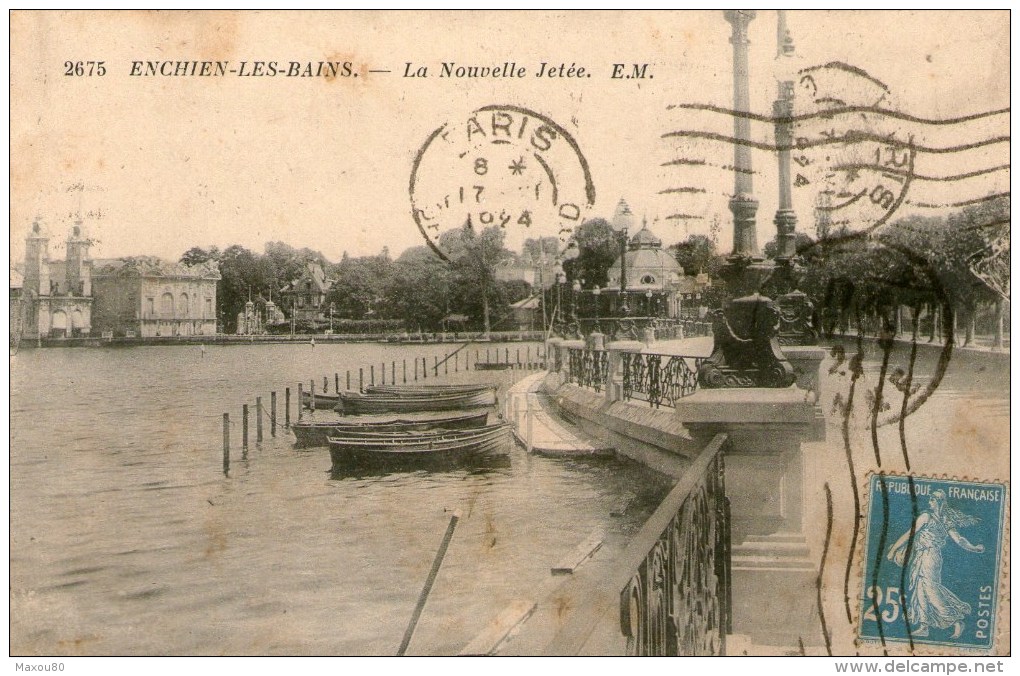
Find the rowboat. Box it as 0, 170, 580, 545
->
290, 410, 489, 447
327, 423, 511, 468
337, 386, 497, 415
362, 383, 496, 396
300, 391, 342, 410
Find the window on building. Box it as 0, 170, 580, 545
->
641, 274, 656, 285
147, 298, 155, 316
205, 298, 212, 318
180, 293, 189, 317
161, 292, 174, 316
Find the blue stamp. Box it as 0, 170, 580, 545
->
859, 475, 1006, 651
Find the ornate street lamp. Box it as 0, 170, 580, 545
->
610, 199, 634, 317
571, 279, 581, 321
552, 258, 564, 328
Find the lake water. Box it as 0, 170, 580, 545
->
10, 337, 1009, 656
9, 342, 673, 656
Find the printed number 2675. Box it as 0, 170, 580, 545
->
64, 61, 106, 76
863, 586, 901, 623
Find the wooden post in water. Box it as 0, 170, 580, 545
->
222, 413, 230, 474
381, 362, 386, 385
414, 358, 418, 381
526, 403, 534, 453
359, 368, 364, 391
335, 373, 340, 393
527, 346, 531, 369
392, 361, 396, 384
297, 383, 303, 421
445, 353, 449, 375
242, 404, 249, 448
423, 356, 427, 380
371, 364, 375, 386
505, 347, 509, 364
271, 391, 277, 437
475, 350, 479, 368
256, 396, 263, 443
323, 376, 328, 393
403, 359, 407, 383
347, 370, 351, 391
434, 355, 438, 377
310, 380, 316, 410
455, 352, 459, 372
396, 511, 461, 656
285, 387, 290, 428
516, 347, 520, 366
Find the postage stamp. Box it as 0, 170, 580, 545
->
858, 474, 1007, 651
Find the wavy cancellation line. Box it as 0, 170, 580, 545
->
660, 130, 1009, 156
664, 103, 1010, 128
907, 192, 1011, 209
829, 163, 1010, 183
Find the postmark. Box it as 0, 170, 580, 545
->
858, 474, 1007, 652
409, 104, 595, 260
793, 62, 915, 240
659, 61, 916, 235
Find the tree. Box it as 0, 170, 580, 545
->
263, 241, 327, 291
180, 246, 220, 267
668, 234, 723, 276
326, 252, 394, 320
761, 232, 817, 263
217, 245, 276, 332
385, 246, 453, 331
564, 218, 617, 289
441, 224, 512, 334
521, 236, 562, 264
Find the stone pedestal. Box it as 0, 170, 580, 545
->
551, 339, 585, 387
674, 387, 825, 646
546, 336, 564, 374
782, 345, 826, 404
605, 340, 643, 404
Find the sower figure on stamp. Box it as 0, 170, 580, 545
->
886, 490, 985, 639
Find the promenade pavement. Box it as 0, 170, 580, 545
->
504, 372, 614, 457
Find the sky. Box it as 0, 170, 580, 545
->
9, 10, 1010, 266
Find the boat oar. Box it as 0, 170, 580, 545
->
396, 509, 461, 656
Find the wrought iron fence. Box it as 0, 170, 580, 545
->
622, 352, 703, 408
619, 434, 730, 655
559, 317, 713, 343
567, 347, 609, 392
538, 433, 731, 656
682, 319, 714, 337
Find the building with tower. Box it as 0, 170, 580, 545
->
602, 199, 711, 319
279, 261, 334, 326
17, 219, 94, 340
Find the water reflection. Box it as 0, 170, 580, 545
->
329, 455, 514, 481
10, 343, 670, 656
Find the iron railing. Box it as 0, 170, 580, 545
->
566, 347, 609, 392
559, 317, 713, 343
622, 352, 703, 408
539, 433, 731, 655
655, 319, 713, 341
